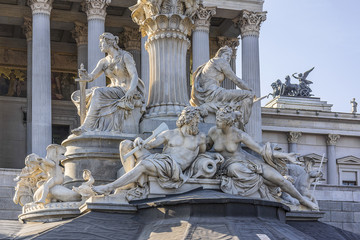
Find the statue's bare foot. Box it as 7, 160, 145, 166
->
71, 126, 87, 136
92, 185, 112, 195
302, 199, 319, 211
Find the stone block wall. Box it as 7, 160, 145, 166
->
315, 184, 360, 235
0, 168, 22, 220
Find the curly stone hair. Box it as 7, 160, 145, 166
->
176, 106, 200, 129
216, 107, 240, 128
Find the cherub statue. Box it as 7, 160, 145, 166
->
72, 169, 96, 201
32, 145, 67, 204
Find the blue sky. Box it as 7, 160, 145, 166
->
237, 0, 360, 113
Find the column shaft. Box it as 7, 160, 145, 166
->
192, 30, 209, 71
87, 19, 105, 88
32, 13, 52, 156
242, 35, 261, 142
141, 36, 150, 103
26, 39, 32, 154
288, 143, 297, 153
128, 49, 141, 77
77, 44, 88, 69
327, 145, 338, 184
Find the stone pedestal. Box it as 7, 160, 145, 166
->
265, 96, 333, 111
62, 133, 138, 187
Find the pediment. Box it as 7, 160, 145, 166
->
299, 153, 328, 163
337, 156, 360, 165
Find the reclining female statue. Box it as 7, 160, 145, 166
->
72, 32, 145, 135
207, 107, 319, 210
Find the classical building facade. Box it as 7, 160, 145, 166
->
0, 0, 359, 234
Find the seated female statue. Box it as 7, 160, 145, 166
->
207, 107, 319, 210
71, 32, 145, 135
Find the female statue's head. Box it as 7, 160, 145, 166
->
214, 46, 233, 62
99, 32, 120, 53
216, 107, 238, 129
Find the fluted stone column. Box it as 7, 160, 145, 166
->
326, 134, 340, 185
141, 35, 149, 102
28, 0, 53, 157
131, 3, 194, 118
287, 131, 302, 153
235, 10, 266, 142
82, 0, 110, 88
23, 17, 33, 154
217, 36, 239, 90
123, 27, 141, 76
72, 21, 88, 70
192, 5, 216, 71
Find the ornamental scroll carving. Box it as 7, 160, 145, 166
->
72, 22, 88, 46
233, 10, 267, 37
287, 132, 302, 144
193, 5, 216, 32
327, 134, 340, 146
28, 0, 53, 15
82, 0, 111, 20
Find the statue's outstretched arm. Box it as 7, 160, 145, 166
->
222, 63, 251, 91
236, 129, 263, 154
124, 53, 139, 94
86, 58, 106, 82
145, 130, 168, 149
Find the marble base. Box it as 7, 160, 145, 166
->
19, 202, 82, 223
286, 210, 325, 221
265, 96, 333, 111
62, 132, 141, 187
148, 177, 220, 197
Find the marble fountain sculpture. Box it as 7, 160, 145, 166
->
14, 0, 321, 227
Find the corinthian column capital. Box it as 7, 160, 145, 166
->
28, 0, 53, 15
123, 27, 141, 51
193, 5, 216, 32
327, 134, 340, 146
287, 131, 302, 144
82, 0, 111, 21
72, 21, 88, 46
22, 17, 32, 41
217, 36, 239, 58
233, 10, 267, 37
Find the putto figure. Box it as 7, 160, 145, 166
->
190, 46, 254, 129
93, 106, 207, 195
71, 32, 145, 135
